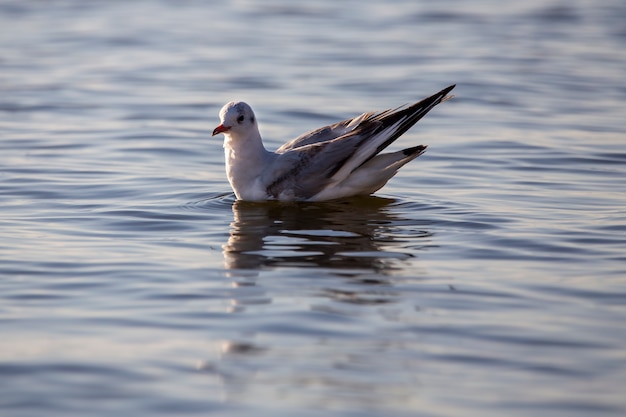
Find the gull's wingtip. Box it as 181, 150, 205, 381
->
440, 84, 456, 102
441, 84, 456, 95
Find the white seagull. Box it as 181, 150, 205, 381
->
212, 84, 455, 201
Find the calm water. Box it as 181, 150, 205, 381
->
1, 0, 626, 416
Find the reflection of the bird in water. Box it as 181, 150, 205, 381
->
202, 198, 436, 404
222, 196, 433, 277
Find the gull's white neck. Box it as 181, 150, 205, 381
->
223, 130, 274, 200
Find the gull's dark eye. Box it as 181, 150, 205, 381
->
237, 115, 244, 123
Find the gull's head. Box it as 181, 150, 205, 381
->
212, 101, 258, 138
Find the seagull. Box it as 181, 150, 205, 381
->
212, 84, 455, 201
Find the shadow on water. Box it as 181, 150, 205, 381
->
222, 196, 431, 274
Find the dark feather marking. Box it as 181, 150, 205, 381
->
265, 143, 326, 197
323, 123, 380, 179
402, 145, 428, 157
358, 85, 455, 167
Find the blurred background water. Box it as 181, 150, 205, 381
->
1, 0, 626, 416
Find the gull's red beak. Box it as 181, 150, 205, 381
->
212, 124, 230, 136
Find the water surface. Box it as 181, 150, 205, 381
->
1, 1, 626, 416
